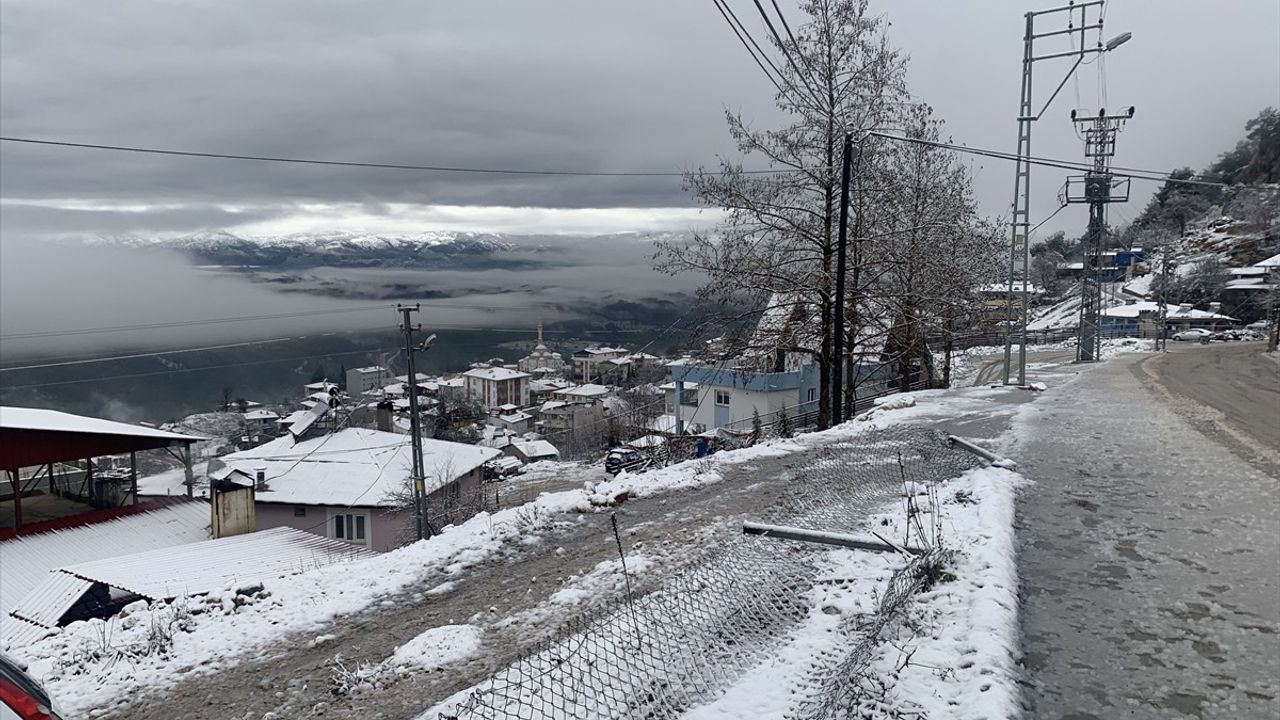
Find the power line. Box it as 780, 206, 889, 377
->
750, 0, 826, 109
866, 132, 1232, 188
0, 136, 803, 177
0, 305, 397, 340
711, 0, 787, 98
0, 337, 294, 372
1, 347, 401, 390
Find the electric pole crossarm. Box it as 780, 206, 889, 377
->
1031, 24, 1102, 40
1029, 0, 1103, 17
1032, 48, 1104, 62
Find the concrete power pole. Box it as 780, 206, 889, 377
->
398, 304, 428, 540
1066, 107, 1135, 362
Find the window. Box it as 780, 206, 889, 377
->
715, 390, 731, 406
329, 511, 369, 546
806, 388, 817, 403
294, 506, 307, 517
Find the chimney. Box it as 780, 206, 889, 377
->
254, 466, 267, 490
1208, 301, 1221, 313
376, 400, 394, 432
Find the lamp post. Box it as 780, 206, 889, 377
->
1001, 0, 1130, 385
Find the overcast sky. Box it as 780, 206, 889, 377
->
1, 0, 1277, 241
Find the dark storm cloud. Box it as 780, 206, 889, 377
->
1, 0, 1277, 237
0, 0, 779, 212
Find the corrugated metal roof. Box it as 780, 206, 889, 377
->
0, 615, 55, 649
59, 527, 371, 601
3, 528, 370, 650
8, 572, 94, 628
0, 501, 210, 621
0, 406, 198, 442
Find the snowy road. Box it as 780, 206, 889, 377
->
1011, 349, 1280, 718
1140, 342, 1280, 474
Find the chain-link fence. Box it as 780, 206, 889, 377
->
438, 425, 978, 720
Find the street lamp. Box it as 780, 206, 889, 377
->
1001, 0, 1131, 386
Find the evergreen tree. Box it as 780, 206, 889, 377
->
775, 406, 793, 439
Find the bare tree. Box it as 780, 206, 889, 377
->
656, 0, 907, 430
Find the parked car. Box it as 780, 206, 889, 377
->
1171, 329, 1212, 342
1, 652, 64, 720
604, 447, 653, 476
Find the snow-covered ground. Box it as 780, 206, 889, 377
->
13, 381, 1046, 719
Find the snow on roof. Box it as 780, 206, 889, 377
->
513, 440, 559, 459
395, 373, 432, 383
648, 414, 679, 433
539, 400, 568, 412
556, 384, 611, 398
463, 367, 531, 382
974, 283, 1046, 295
626, 434, 667, 449
1255, 253, 1280, 268
351, 366, 384, 373
497, 403, 520, 411
6, 528, 370, 646
658, 381, 700, 390
60, 526, 369, 599
1229, 266, 1269, 276
0, 407, 199, 443
499, 411, 533, 423
280, 409, 312, 425
576, 346, 628, 356
243, 410, 279, 421
221, 428, 501, 507
303, 381, 338, 391
1101, 301, 1237, 321
438, 378, 466, 388
0, 500, 209, 631
1224, 278, 1276, 291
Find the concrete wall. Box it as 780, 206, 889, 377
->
255, 502, 411, 553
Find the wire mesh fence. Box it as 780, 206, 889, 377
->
438, 425, 979, 720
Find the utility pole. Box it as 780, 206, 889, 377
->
1156, 236, 1171, 352
1065, 106, 1135, 362
1000, 1, 1130, 384
831, 127, 854, 425
398, 304, 428, 540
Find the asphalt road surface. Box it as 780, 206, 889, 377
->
1138, 341, 1280, 476
1013, 345, 1280, 719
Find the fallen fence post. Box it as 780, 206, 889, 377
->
946, 435, 1018, 470
742, 521, 926, 555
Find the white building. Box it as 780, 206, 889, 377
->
463, 366, 532, 411
346, 366, 391, 397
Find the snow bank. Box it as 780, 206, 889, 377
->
861, 466, 1023, 718
388, 624, 483, 672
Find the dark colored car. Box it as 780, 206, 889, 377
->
604, 447, 653, 476
0, 653, 64, 720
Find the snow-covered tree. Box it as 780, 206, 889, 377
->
656, 0, 908, 429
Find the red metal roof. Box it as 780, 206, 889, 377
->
0, 406, 200, 470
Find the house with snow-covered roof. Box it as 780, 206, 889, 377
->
216, 428, 501, 551
1100, 301, 1238, 336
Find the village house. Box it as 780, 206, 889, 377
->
571, 346, 630, 383
1100, 301, 1238, 336
463, 366, 531, 411
216, 428, 500, 551
345, 366, 392, 398
242, 409, 280, 435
